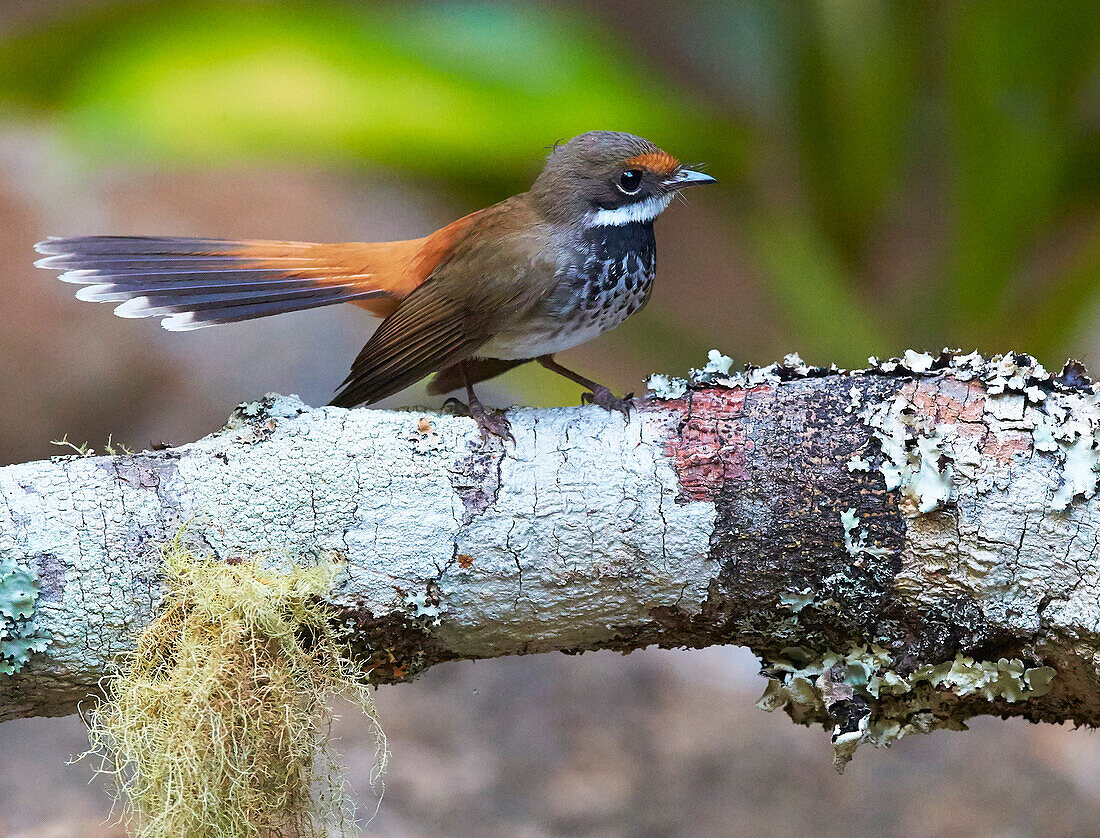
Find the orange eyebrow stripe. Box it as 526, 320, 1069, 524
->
624, 150, 680, 175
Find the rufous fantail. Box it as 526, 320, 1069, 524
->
36, 131, 715, 439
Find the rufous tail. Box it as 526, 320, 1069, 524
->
34, 236, 426, 329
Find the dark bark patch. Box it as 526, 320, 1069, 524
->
28, 552, 64, 602
449, 442, 505, 524
335, 604, 460, 683
640, 375, 1018, 670
696, 377, 908, 641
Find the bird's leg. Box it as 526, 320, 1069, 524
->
459, 361, 514, 442
537, 355, 633, 419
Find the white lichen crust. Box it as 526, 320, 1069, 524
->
2, 350, 1100, 775
681, 349, 1100, 768
0, 394, 716, 719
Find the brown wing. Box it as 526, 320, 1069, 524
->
331, 198, 556, 407
329, 282, 488, 407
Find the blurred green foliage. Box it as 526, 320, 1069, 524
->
1, 0, 1099, 368
685, 0, 1100, 364
0, 1, 741, 188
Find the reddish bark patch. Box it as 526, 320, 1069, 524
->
982, 430, 1033, 465
906, 378, 1030, 464
905, 377, 986, 424
652, 387, 768, 503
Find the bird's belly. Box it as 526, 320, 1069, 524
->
483, 259, 655, 360
483, 318, 618, 360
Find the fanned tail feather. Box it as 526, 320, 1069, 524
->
36, 210, 491, 408
34, 236, 412, 329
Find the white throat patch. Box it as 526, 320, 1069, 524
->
586, 194, 673, 227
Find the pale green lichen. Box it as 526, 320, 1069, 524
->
758, 644, 1057, 771
846, 455, 872, 472
981, 353, 1049, 400
778, 589, 815, 613
830, 720, 868, 771
901, 350, 935, 373
780, 352, 812, 375
645, 374, 689, 400
839, 508, 891, 559
402, 587, 442, 630
910, 653, 1057, 703
1048, 418, 1100, 510
860, 394, 954, 515
227, 393, 307, 427
0, 556, 51, 676
844, 386, 863, 414
910, 430, 953, 513
693, 349, 734, 379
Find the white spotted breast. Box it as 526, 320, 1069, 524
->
482, 221, 656, 360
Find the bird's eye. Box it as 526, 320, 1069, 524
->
617, 170, 643, 194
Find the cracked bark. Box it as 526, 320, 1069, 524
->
2, 361, 1100, 768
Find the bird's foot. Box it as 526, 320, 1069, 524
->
471, 402, 514, 443
445, 397, 514, 442
582, 385, 634, 420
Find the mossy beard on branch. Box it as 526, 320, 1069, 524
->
83, 540, 388, 838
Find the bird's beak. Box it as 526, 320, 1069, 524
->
667, 169, 717, 189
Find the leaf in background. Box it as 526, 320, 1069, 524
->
0, 1, 745, 191
792, 1, 922, 267
746, 211, 888, 366
671, 1, 913, 365
945, 1, 1100, 334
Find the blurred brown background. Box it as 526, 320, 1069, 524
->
2, 1, 1100, 836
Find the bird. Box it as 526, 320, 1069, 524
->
34, 131, 716, 440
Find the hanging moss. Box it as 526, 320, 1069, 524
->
84, 540, 387, 838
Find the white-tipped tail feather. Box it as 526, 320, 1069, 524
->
74, 283, 129, 302
113, 296, 165, 318
34, 235, 394, 328
161, 312, 205, 331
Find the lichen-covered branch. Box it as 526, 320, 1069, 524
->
3, 350, 1100, 769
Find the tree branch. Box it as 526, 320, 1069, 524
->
3, 350, 1099, 768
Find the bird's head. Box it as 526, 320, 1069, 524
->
530, 131, 716, 227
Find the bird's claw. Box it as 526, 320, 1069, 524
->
443, 396, 512, 442
582, 386, 634, 420
467, 399, 514, 443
